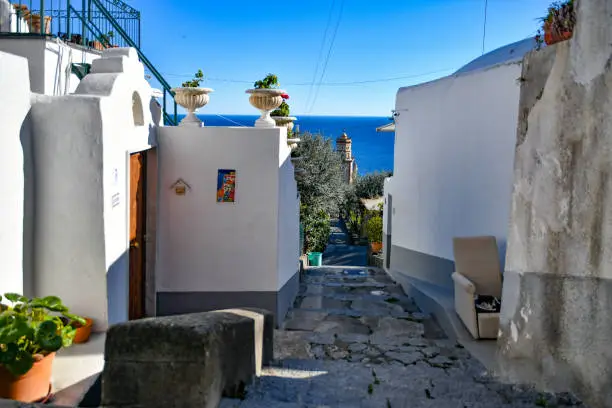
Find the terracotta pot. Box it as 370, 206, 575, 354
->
0, 352, 55, 402
88, 40, 105, 51
544, 28, 572, 46
25, 14, 52, 35
370, 242, 382, 253
73, 317, 93, 343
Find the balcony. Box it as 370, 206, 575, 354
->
0, 0, 140, 50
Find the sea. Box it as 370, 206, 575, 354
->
195, 115, 394, 175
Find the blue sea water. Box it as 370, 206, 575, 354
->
196, 115, 394, 175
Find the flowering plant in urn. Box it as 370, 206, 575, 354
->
172, 69, 214, 127
271, 94, 297, 137
246, 73, 287, 128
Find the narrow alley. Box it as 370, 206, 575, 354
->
221, 222, 584, 407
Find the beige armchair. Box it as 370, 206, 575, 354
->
451, 236, 502, 340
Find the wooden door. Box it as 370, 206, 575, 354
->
129, 152, 146, 320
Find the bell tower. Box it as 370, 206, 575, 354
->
336, 130, 357, 184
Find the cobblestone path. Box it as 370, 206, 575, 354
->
221, 266, 584, 407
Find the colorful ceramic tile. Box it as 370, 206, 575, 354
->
216, 169, 236, 203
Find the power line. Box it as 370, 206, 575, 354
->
158, 68, 456, 87
307, 0, 346, 113
481, 0, 488, 55
305, 0, 337, 111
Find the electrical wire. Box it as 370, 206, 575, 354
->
307, 0, 346, 113
482, 0, 488, 55
159, 68, 456, 87
305, 0, 337, 111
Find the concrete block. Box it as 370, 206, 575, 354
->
101, 312, 256, 408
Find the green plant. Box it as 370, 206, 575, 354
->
101, 31, 114, 46
0, 293, 84, 376
346, 210, 363, 236
302, 205, 331, 253
253, 73, 279, 89
181, 69, 204, 87
366, 215, 383, 243
355, 171, 392, 199
294, 132, 347, 217
271, 100, 290, 117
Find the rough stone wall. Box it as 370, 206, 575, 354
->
497, 1, 612, 406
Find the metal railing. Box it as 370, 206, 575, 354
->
0, 0, 139, 47
0, 0, 178, 125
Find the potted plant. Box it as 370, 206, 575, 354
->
60, 316, 94, 343
171, 69, 214, 127
246, 74, 286, 128
535, 0, 575, 47
366, 215, 383, 253
0, 293, 85, 402
270, 95, 300, 148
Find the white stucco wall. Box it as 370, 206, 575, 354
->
44, 40, 101, 95
0, 51, 28, 295
157, 126, 299, 293
0, 37, 101, 95
392, 62, 522, 263
28, 48, 157, 330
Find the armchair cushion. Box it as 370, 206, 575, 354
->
451, 272, 476, 294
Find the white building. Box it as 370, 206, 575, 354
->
0, 6, 300, 390
383, 38, 537, 330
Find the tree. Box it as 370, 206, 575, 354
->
294, 132, 347, 216
294, 132, 347, 253
354, 171, 392, 199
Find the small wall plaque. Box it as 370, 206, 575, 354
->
170, 179, 191, 196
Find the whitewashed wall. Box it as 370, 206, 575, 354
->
29, 48, 157, 330
156, 126, 300, 321
389, 62, 522, 287
0, 37, 100, 95
0, 51, 28, 296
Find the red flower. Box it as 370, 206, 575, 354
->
281, 93, 289, 100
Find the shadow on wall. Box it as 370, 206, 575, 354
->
20, 109, 34, 297
107, 250, 129, 327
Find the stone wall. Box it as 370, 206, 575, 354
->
497, 1, 612, 406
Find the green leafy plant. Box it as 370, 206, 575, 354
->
355, 172, 392, 199
253, 73, 279, 89
366, 215, 383, 243
101, 31, 114, 47
346, 209, 363, 237
181, 69, 204, 87
271, 100, 290, 117
0, 293, 85, 376
302, 205, 331, 253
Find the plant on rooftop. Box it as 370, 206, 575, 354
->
247, 73, 286, 128
0, 293, 85, 402
172, 69, 214, 127
271, 94, 298, 143
535, 0, 575, 47
253, 73, 279, 89
181, 69, 204, 88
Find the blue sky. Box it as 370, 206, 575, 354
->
129, 0, 550, 116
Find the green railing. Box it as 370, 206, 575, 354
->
0, 0, 178, 125
0, 0, 139, 47
89, 0, 177, 125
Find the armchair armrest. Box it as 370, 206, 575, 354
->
451, 272, 476, 294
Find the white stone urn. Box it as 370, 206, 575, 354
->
271, 116, 297, 132
246, 89, 285, 128
172, 87, 214, 127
